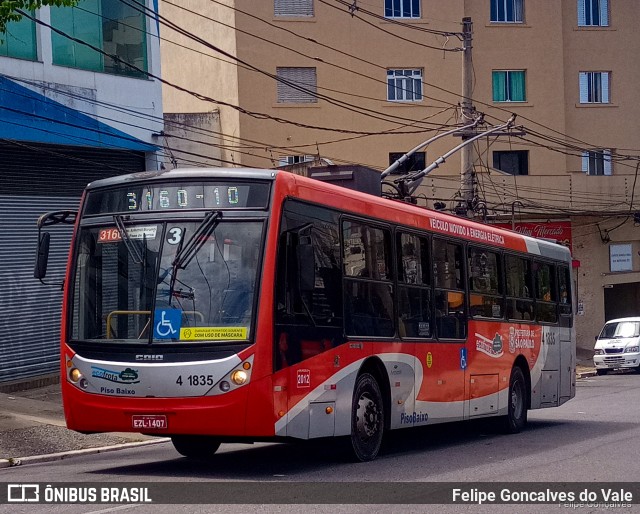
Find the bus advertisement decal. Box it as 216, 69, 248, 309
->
179, 327, 247, 341
91, 366, 140, 384
474, 333, 504, 358
508, 326, 538, 353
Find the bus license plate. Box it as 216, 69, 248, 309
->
132, 415, 168, 430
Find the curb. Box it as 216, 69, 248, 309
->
0, 438, 170, 469
577, 370, 597, 379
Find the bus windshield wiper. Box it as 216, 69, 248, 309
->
114, 215, 143, 264
173, 210, 222, 270
168, 210, 222, 299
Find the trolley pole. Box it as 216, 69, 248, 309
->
460, 17, 475, 217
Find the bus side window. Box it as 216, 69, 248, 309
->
397, 232, 432, 339
468, 246, 503, 319
534, 261, 558, 323
505, 254, 533, 321
558, 265, 572, 326
433, 238, 466, 340
343, 221, 394, 338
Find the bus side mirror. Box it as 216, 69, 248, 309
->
297, 242, 315, 293
34, 232, 51, 280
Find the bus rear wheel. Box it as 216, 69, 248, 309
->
171, 435, 221, 459
502, 366, 528, 434
349, 373, 384, 462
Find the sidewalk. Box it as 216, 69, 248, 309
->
0, 383, 165, 468
0, 362, 597, 467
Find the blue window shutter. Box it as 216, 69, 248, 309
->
577, 0, 586, 25
579, 73, 588, 103
582, 152, 589, 173
600, 0, 609, 26
601, 72, 610, 103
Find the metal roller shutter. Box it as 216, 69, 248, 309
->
0, 141, 146, 383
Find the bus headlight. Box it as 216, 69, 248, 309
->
69, 368, 83, 383
231, 370, 248, 385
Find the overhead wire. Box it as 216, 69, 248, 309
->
9, 3, 640, 209
123, 0, 459, 131
16, 9, 445, 137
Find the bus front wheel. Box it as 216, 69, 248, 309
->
349, 373, 384, 462
171, 435, 221, 459
502, 366, 528, 434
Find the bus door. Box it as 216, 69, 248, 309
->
274, 201, 344, 439
412, 236, 467, 424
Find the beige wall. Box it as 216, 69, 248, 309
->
160, 0, 240, 166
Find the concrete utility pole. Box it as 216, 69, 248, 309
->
460, 17, 475, 216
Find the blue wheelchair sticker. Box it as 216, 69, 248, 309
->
460, 348, 467, 370
154, 309, 182, 339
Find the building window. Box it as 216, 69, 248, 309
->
492, 70, 526, 102
468, 247, 503, 319
490, 0, 524, 23
275, 0, 314, 17
0, 11, 37, 61
388, 152, 426, 174
385, 0, 420, 19
387, 69, 423, 102
276, 67, 317, 103
578, 0, 608, 27
278, 155, 315, 166
582, 149, 612, 175
493, 150, 529, 175
579, 72, 609, 103
51, 0, 148, 77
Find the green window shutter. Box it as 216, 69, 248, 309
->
510, 71, 526, 101
492, 71, 506, 101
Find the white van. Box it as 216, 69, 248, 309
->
593, 317, 640, 375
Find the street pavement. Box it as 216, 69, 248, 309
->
0, 361, 597, 469
0, 383, 165, 468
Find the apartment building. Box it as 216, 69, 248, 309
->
0, 0, 163, 384
160, 0, 639, 352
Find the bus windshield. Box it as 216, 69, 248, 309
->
71, 219, 263, 344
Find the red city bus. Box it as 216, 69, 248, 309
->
35, 168, 575, 461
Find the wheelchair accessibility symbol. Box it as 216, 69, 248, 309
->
460, 347, 467, 370
154, 309, 182, 339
